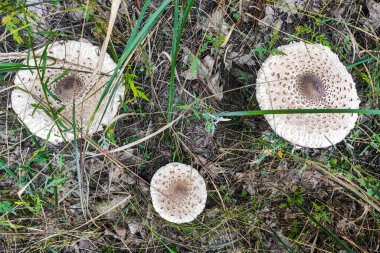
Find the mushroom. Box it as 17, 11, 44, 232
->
11, 40, 124, 143
255, 41, 360, 148
150, 162, 207, 224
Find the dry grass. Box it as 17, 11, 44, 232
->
0, 0, 380, 252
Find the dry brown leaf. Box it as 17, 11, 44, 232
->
366, 0, 380, 29
181, 50, 223, 100
198, 7, 229, 36
95, 195, 130, 219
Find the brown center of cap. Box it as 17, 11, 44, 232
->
297, 73, 326, 101
54, 74, 85, 103
168, 181, 189, 200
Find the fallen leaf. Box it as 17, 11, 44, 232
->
181, 49, 223, 100
199, 7, 229, 36
366, 0, 380, 29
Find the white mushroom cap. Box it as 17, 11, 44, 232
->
150, 162, 207, 224
256, 41, 360, 148
11, 40, 124, 144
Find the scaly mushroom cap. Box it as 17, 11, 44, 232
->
11, 40, 124, 144
150, 163, 207, 224
256, 41, 360, 148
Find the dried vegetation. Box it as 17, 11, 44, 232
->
0, 0, 380, 252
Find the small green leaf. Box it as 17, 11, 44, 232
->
271, 49, 287, 56
46, 178, 65, 189
0, 201, 16, 215
34, 195, 41, 215
358, 178, 367, 187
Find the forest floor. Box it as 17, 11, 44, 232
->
0, 0, 380, 252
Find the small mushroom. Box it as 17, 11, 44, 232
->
11, 40, 124, 144
150, 162, 207, 224
256, 41, 360, 148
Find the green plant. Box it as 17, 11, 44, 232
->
205, 33, 226, 54
123, 68, 149, 102
177, 98, 225, 135
0, 201, 16, 215
168, 0, 195, 122
1, 0, 24, 44
311, 201, 332, 224
289, 17, 333, 47
91, 0, 172, 127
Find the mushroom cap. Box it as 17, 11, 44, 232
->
256, 41, 360, 148
150, 162, 207, 224
11, 40, 124, 144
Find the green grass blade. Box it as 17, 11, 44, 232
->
27, 129, 58, 207
0, 159, 18, 182
215, 108, 380, 117
168, 0, 195, 122
0, 63, 28, 73
291, 197, 355, 253
126, 0, 151, 49
72, 100, 86, 219
22, 22, 67, 141
40, 46, 48, 80
91, 0, 171, 131
269, 227, 296, 253
168, 0, 180, 122
346, 55, 378, 69
154, 235, 177, 253
147, 223, 177, 253
178, 0, 195, 40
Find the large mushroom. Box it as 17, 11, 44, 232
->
11, 40, 124, 143
150, 162, 207, 224
256, 41, 360, 148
